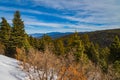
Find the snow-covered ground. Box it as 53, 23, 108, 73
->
0, 55, 27, 80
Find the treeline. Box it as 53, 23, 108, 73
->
0, 11, 120, 79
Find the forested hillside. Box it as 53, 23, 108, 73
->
61, 29, 120, 47
81, 29, 120, 47
0, 11, 120, 80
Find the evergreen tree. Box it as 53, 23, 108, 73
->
28, 36, 37, 48
109, 36, 120, 63
104, 36, 120, 78
113, 60, 120, 78
40, 34, 53, 51
74, 39, 85, 62
82, 34, 91, 46
82, 34, 91, 55
88, 43, 99, 65
54, 39, 65, 55
7, 11, 30, 57
0, 17, 11, 46
33, 38, 40, 49
99, 47, 110, 73
11, 11, 26, 48
67, 32, 85, 62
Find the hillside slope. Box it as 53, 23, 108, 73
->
0, 55, 27, 80
62, 28, 120, 47
84, 28, 120, 47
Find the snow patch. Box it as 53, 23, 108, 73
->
0, 55, 27, 80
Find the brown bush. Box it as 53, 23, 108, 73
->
18, 47, 87, 80
0, 43, 5, 55
59, 65, 86, 80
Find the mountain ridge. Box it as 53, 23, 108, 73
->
29, 32, 73, 39
29, 28, 120, 40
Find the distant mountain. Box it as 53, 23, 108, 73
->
29, 32, 73, 39
30, 28, 120, 47
29, 33, 43, 38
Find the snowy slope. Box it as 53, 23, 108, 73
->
0, 55, 27, 80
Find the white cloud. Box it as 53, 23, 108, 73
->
1, 4, 120, 25
0, 0, 120, 33
23, 15, 120, 33
32, 0, 85, 10
32, 0, 120, 25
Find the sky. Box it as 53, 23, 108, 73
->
0, 0, 120, 34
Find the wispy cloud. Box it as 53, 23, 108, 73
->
32, 0, 120, 25
23, 15, 120, 33
0, 6, 113, 25
0, 0, 120, 33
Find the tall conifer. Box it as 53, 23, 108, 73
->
0, 17, 11, 45
109, 36, 120, 63
7, 11, 30, 57
68, 32, 85, 62
11, 11, 26, 48
54, 39, 65, 55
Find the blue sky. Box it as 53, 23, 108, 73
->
0, 0, 120, 34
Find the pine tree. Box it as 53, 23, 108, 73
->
40, 34, 53, 51
11, 11, 26, 48
0, 17, 11, 46
113, 60, 120, 78
7, 11, 30, 57
54, 39, 65, 55
74, 39, 85, 62
28, 36, 38, 49
99, 47, 110, 73
88, 43, 99, 65
67, 32, 85, 62
82, 34, 91, 55
82, 34, 90, 46
109, 36, 120, 63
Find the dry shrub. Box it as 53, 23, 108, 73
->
15, 47, 26, 60
16, 47, 109, 80
18, 47, 87, 80
0, 43, 5, 55
102, 65, 120, 80
21, 48, 60, 80
59, 65, 86, 80
16, 48, 119, 80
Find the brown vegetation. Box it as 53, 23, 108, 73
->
16, 47, 88, 80
0, 43, 5, 55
